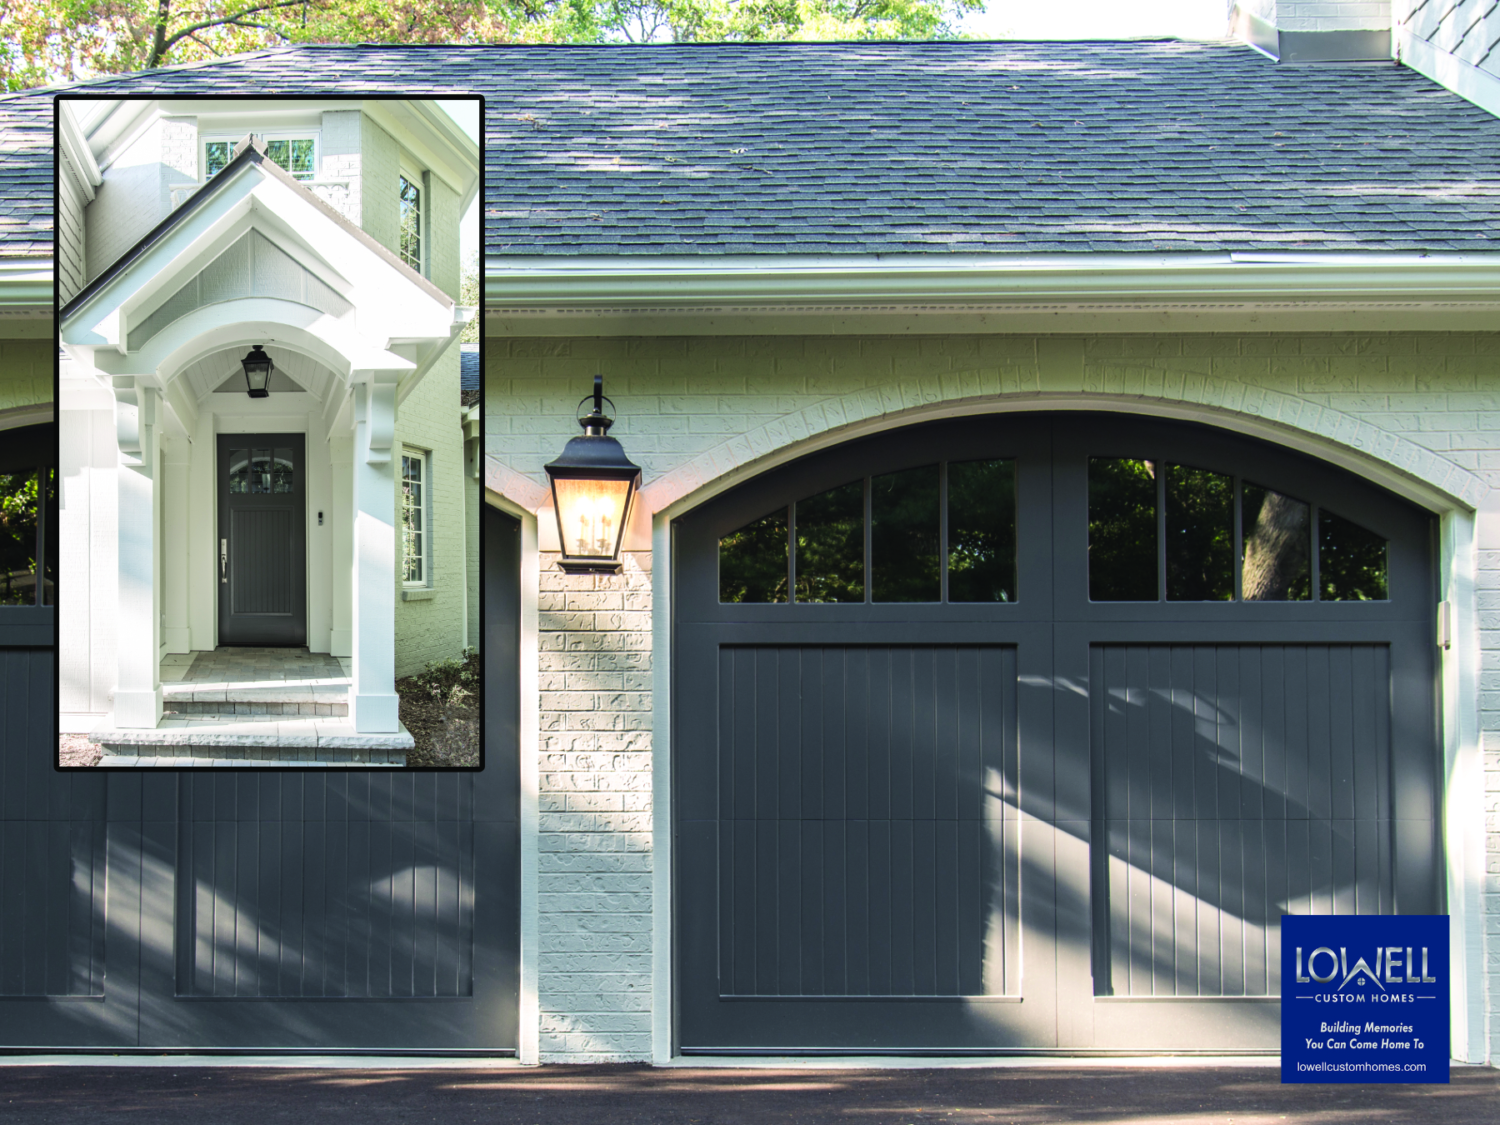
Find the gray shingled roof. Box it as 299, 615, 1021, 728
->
0, 100, 54, 258
4, 39, 1500, 258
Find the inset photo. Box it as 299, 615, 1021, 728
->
56, 96, 482, 769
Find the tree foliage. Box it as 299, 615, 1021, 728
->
2, 0, 983, 91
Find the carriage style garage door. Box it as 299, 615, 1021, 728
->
0, 506, 521, 1052
673, 413, 1437, 1054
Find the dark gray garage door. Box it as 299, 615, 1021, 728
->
673, 413, 1436, 1054
0, 505, 521, 1052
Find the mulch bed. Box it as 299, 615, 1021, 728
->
396, 649, 480, 768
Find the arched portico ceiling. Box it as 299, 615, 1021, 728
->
179, 343, 337, 403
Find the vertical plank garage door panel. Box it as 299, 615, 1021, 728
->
1, 510, 521, 1052
715, 645, 1018, 1000
0, 648, 146, 1046
675, 413, 1437, 1055
675, 416, 1058, 1053
1090, 644, 1394, 1002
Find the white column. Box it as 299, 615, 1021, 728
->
350, 375, 399, 733
188, 407, 216, 651
113, 379, 162, 728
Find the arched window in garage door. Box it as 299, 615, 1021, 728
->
672, 412, 1436, 1055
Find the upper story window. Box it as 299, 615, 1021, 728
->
399, 174, 422, 272
204, 134, 317, 182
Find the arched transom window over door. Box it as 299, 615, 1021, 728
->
673, 412, 1437, 1056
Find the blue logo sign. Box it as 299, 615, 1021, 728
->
1282, 915, 1448, 1083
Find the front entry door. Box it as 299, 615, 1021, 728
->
218, 435, 306, 646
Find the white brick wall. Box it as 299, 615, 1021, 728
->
394, 344, 467, 680
0, 339, 53, 414
319, 109, 363, 227
487, 330, 1499, 1062
1266, 0, 1392, 30
536, 553, 654, 1061
1487, 730, 1500, 1060
86, 115, 198, 284
359, 115, 401, 256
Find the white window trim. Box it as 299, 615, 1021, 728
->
202, 130, 320, 183
401, 446, 431, 588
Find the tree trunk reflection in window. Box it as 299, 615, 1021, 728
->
1242, 484, 1311, 601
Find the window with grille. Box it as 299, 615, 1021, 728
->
402, 450, 429, 586
204, 135, 316, 181
399, 174, 422, 272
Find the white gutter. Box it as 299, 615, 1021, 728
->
0, 260, 53, 316
485, 251, 1500, 311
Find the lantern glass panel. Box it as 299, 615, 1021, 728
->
554, 477, 632, 559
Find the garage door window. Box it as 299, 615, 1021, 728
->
719, 459, 1017, 605
1088, 458, 1387, 602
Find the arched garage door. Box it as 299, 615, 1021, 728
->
672, 413, 1437, 1054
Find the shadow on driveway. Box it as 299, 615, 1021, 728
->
0, 1064, 1496, 1123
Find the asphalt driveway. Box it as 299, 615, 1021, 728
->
0, 1063, 1495, 1124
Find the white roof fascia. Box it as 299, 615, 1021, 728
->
0, 260, 53, 322
483, 251, 1500, 332
58, 101, 103, 202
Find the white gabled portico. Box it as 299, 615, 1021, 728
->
60, 137, 468, 734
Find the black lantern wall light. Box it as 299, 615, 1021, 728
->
240, 344, 273, 398
544, 375, 642, 574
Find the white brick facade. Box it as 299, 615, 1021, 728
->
536, 554, 655, 1060
486, 329, 1499, 1063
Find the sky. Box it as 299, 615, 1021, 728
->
954, 0, 1229, 40
437, 101, 483, 266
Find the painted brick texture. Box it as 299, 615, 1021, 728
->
486, 330, 1498, 1062
394, 345, 467, 680
86, 115, 198, 283
1488, 730, 1500, 1061
0, 339, 53, 413
537, 553, 653, 1061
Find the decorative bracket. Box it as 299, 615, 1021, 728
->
357, 377, 397, 465
113, 378, 157, 467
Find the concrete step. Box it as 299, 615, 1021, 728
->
92, 715, 412, 766
166, 700, 349, 717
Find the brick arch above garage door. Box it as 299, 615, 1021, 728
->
483, 335, 1493, 520
647, 396, 1482, 523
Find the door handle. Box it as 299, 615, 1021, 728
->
220, 538, 228, 584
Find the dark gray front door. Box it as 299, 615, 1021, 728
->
218, 434, 306, 646
673, 413, 1437, 1055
